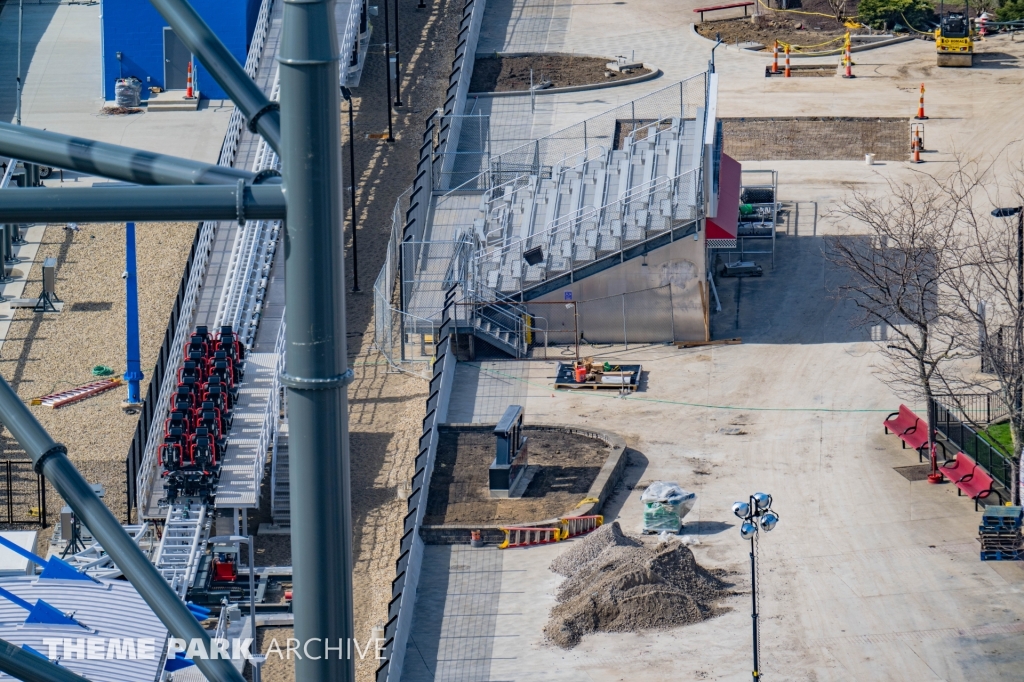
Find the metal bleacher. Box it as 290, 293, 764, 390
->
400, 106, 707, 358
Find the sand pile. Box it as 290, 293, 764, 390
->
545, 522, 729, 648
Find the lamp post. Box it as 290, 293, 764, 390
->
392, 0, 403, 107
381, 0, 395, 141
732, 492, 780, 681
341, 87, 359, 292
208, 535, 257, 672
993, 206, 1024, 505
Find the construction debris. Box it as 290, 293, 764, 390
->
545, 522, 729, 648
675, 337, 742, 349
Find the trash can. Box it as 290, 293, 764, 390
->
115, 77, 142, 107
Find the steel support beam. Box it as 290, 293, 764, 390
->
279, 0, 355, 679
0, 376, 244, 682
0, 638, 89, 682
0, 123, 258, 186
0, 184, 286, 223
150, 0, 281, 154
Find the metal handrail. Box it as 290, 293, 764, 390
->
135, 0, 278, 514
339, 0, 364, 86
478, 167, 699, 273
260, 320, 286, 511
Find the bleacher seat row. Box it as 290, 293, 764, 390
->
472, 118, 702, 296
159, 325, 245, 505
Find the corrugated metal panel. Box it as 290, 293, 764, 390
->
0, 576, 168, 682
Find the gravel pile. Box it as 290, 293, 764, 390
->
545, 522, 729, 648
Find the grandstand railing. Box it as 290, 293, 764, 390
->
473, 167, 701, 297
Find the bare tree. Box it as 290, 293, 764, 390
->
826, 179, 964, 481
936, 167, 1024, 504
826, 0, 848, 24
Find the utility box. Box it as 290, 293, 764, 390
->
489, 405, 528, 497
42, 257, 57, 297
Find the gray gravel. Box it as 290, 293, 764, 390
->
545, 522, 731, 648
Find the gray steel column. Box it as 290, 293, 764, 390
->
279, 0, 355, 679
0, 638, 89, 682
0, 376, 245, 682
0, 638, 89, 679
0, 184, 287, 223
150, 0, 281, 154
0, 123, 259, 186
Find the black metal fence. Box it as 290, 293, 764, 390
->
931, 397, 1014, 492
124, 221, 205, 523
933, 392, 1009, 427
0, 460, 47, 526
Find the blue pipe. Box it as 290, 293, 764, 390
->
124, 222, 143, 405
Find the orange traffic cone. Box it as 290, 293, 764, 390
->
772, 40, 779, 74
842, 34, 854, 78
915, 83, 927, 120
185, 61, 195, 100
784, 44, 791, 78
912, 136, 922, 164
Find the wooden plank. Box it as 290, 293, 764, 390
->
674, 337, 742, 349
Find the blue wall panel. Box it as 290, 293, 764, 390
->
102, 0, 254, 101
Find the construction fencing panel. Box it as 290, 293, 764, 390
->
528, 285, 676, 350
0, 460, 47, 527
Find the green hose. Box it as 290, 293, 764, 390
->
91, 365, 114, 377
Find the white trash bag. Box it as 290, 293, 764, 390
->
641, 481, 696, 534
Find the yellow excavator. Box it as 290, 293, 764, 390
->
935, 2, 973, 66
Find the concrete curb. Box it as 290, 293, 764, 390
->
420, 423, 629, 545
688, 23, 913, 58
467, 53, 661, 98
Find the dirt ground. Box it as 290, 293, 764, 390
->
721, 117, 910, 161
423, 429, 610, 525
469, 55, 651, 93
0, 221, 196, 541
696, 0, 865, 52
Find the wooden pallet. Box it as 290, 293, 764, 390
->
553, 363, 641, 392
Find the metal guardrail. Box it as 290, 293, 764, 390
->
932, 396, 1014, 492
216, 71, 282, 349
0, 158, 14, 189
260, 320, 286, 503
340, 0, 366, 85
129, 0, 278, 520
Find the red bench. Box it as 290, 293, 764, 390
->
940, 451, 976, 485
884, 404, 930, 457
952, 453, 1004, 510
693, 1, 754, 22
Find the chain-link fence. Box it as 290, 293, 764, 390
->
433, 75, 709, 191
373, 188, 439, 378
526, 285, 677, 354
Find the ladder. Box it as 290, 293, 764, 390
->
31, 378, 122, 408
154, 504, 209, 597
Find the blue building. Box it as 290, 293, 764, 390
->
101, 0, 262, 101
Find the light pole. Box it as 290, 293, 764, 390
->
392, 0, 403, 106
732, 492, 780, 681
122, 222, 144, 412
381, 0, 395, 141
993, 206, 1023, 505
341, 87, 359, 292
208, 535, 257, 672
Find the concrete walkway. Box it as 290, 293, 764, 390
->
408, 341, 1024, 680
0, 1, 232, 176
